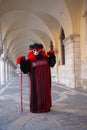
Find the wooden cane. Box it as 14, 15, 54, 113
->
20, 71, 23, 112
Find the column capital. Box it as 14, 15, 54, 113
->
0, 47, 3, 55
63, 34, 80, 46
1, 53, 8, 61
83, 9, 87, 18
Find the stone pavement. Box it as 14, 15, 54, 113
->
0, 75, 87, 130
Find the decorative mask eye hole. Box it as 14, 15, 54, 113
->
32, 49, 39, 55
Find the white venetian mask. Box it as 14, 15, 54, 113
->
32, 49, 39, 55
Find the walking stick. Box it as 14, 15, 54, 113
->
28, 73, 30, 111
20, 71, 23, 112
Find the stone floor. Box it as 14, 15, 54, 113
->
0, 75, 87, 130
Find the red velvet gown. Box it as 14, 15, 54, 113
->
29, 59, 51, 113
17, 49, 56, 113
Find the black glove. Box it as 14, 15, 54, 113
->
47, 52, 56, 67
20, 57, 30, 74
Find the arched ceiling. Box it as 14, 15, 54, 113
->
0, 0, 84, 66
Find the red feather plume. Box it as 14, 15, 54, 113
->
16, 56, 23, 64
27, 52, 36, 61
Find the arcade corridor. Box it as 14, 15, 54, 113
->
0, 75, 87, 130
0, 0, 87, 129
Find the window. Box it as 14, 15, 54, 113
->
60, 28, 65, 65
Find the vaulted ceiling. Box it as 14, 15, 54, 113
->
0, 0, 84, 66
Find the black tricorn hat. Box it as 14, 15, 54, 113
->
29, 43, 43, 50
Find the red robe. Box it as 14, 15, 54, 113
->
29, 59, 51, 113
17, 47, 56, 113
17, 49, 55, 113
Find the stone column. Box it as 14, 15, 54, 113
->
11, 65, 15, 79
0, 16, 3, 55
9, 62, 12, 81
84, 9, 87, 60
63, 34, 81, 88
8, 62, 10, 81
0, 52, 9, 85
5, 59, 8, 82
51, 51, 58, 83
10, 64, 12, 80
7, 60, 9, 81
81, 8, 87, 79
0, 56, 2, 85
0, 58, 5, 85
1, 47, 9, 82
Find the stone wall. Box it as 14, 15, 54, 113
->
80, 61, 87, 90
58, 34, 81, 88
81, 61, 87, 79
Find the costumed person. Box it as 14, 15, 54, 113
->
16, 43, 56, 113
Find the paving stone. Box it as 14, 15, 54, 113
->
0, 76, 87, 130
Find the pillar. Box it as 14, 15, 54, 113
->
81, 8, 87, 80
0, 58, 5, 85
5, 59, 8, 82
8, 62, 11, 81
84, 10, 87, 60
0, 56, 2, 85
62, 34, 81, 88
